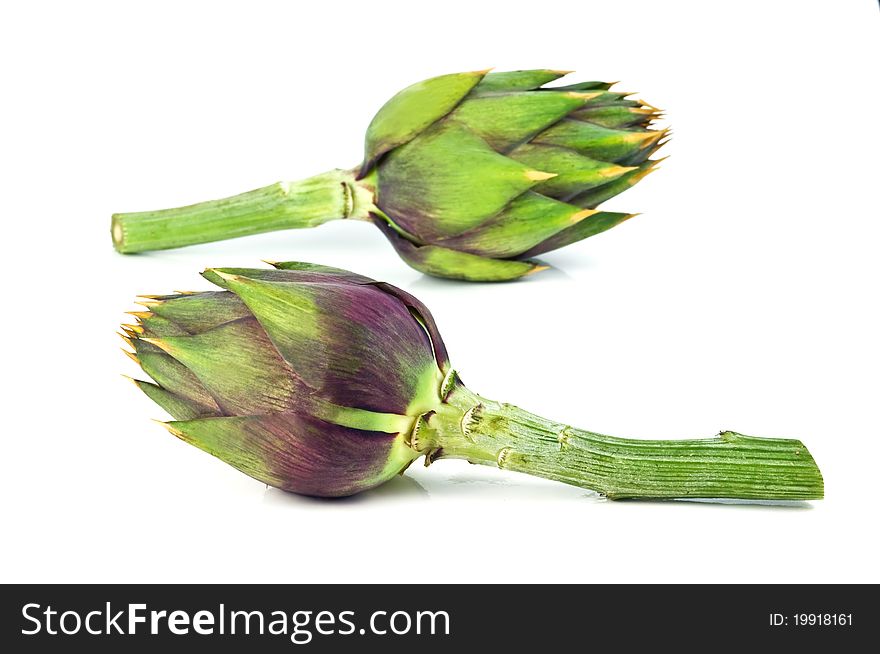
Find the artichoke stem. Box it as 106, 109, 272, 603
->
112, 169, 356, 253
424, 380, 824, 501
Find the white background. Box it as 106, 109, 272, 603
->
2, 1, 878, 583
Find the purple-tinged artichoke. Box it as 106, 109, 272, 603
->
121, 262, 446, 496
111, 69, 667, 282
121, 263, 823, 501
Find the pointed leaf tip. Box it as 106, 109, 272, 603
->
525, 170, 557, 182
566, 91, 603, 101
153, 419, 180, 436
211, 270, 239, 282
526, 264, 551, 276
571, 208, 600, 223
139, 337, 172, 354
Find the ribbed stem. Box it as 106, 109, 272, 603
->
419, 381, 823, 500
111, 169, 355, 253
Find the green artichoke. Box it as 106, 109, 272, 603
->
122, 262, 823, 500
111, 70, 667, 281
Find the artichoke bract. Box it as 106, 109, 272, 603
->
111, 70, 667, 281
121, 263, 824, 500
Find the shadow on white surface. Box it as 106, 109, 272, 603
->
625, 498, 815, 510
262, 470, 818, 510
432, 471, 603, 502
672, 498, 814, 509
262, 473, 430, 507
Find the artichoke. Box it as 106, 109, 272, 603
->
121, 262, 823, 500
111, 69, 667, 281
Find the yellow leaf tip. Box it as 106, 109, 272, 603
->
139, 337, 171, 353
602, 164, 638, 179
572, 208, 599, 223
636, 130, 666, 148
152, 418, 177, 433
157, 420, 186, 439
566, 91, 603, 101
212, 270, 240, 282
525, 170, 557, 182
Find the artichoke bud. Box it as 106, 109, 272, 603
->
123, 263, 824, 502
112, 70, 667, 282
359, 69, 668, 281
122, 262, 450, 497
